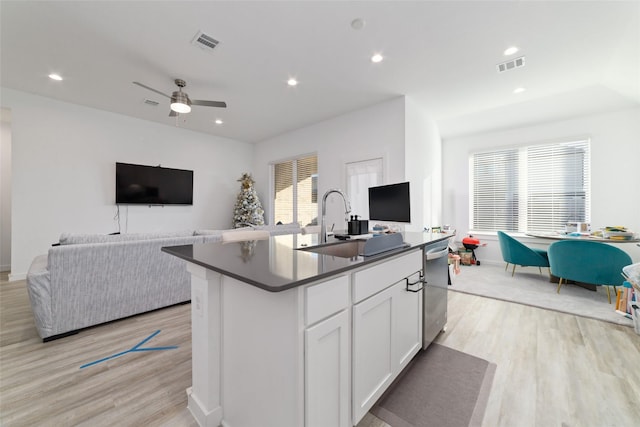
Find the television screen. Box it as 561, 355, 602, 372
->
368, 182, 411, 223
115, 162, 193, 205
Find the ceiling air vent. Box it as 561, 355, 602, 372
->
192, 31, 220, 53
144, 99, 159, 106
497, 56, 525, 73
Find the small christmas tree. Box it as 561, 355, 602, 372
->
232, 173, 265, 228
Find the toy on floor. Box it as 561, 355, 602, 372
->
462, 235, 486, 266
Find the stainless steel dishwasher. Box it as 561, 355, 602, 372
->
422, 239, 450, 349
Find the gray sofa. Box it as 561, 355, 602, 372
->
26, 224, 301, 341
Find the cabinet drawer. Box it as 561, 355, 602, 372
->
305, 275, 350, 326
353, 250, 422, 303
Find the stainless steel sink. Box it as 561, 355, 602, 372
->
298, 234, 408, 258
297, 240, 367, 258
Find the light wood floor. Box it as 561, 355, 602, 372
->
1, 272, 639, 427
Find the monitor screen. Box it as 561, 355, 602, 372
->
368, 182, 411, 223
115, 162, 193, 205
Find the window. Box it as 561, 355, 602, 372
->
471, 139, 590, 233
273, 155, 318, 226
345, 158, 383, 219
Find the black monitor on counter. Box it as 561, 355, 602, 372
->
368, 182, 411, 223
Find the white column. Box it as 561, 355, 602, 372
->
186, 263, 223, 427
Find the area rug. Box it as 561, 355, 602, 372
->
449, 263, 633, 327
369, 344, 496, 427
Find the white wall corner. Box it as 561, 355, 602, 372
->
403, 97, 442, 232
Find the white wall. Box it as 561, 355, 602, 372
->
2, 88, 253, 279
442, 107, 640, 263
404, 97, 442, 232
253, 97, 407, 232
0, 108, 11, 272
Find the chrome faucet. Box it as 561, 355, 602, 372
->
320, 188, 351, 244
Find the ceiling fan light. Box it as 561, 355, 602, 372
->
170, 91, 192, 113
171, 102, 191, 114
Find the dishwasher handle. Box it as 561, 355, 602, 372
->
425, 246, 449, 261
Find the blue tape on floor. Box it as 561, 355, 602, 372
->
80, 329, 178, 369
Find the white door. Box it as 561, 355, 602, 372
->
305, 309, 350, 427
352, 285, 394, 424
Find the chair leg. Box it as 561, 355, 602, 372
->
556, 278, 563, 294
505, 263, 509, 272
538, 266, 542, 275
606, 286, 611, 304
512, 264, 516, 277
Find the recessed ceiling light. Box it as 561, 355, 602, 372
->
504, 46, 519, 56
371, 53, 383, 63
287, 78, 298, 86
48, 73, 63, 81
513, 87, 526, 94
351, 18, 365, 30
215, 119, 223, 125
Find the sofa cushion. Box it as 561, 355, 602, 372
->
222, 229, 270, 242
254, 222, 302, 235
194, 229, 224, 236
194, 223, 301, 237
59, 230, 194, 245
201, 234, 223, 243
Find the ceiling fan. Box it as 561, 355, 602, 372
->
133, 79, 227, 116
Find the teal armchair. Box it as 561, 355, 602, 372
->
548, 240, 632, 303
497, 231, 550, 276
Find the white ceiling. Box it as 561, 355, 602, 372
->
1, 1, 638, 143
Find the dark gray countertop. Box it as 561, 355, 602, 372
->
162, 232, 453, 292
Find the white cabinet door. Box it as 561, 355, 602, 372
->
352, 284, 394, 424
352, 278, 423, 425
392, 279, 423, 372
305, 309, 350, 427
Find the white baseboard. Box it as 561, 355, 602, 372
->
8, 272, 26, 281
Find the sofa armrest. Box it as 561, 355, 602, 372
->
26, 255, 53, 338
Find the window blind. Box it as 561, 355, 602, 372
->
296, 155, 318, 226
472, 149, 519, 231
471, 139, 590, 233
273, 154, 318, 226
273, 161, 293, 225
526, 140, 590, 232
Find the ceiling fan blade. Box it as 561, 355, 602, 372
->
169, 110, 177, 117
191, 99, 227, 108
133, 81, 171, 99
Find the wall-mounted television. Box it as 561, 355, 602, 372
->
368, 182, 411, 223
115, 162, 193, 205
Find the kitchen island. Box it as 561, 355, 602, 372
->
162, 231, 452, 427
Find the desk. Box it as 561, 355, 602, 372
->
526, 232, 639, 243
